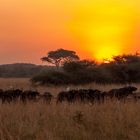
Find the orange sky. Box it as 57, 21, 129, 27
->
0, 0, 140, 64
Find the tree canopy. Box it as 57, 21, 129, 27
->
41, 49, 79, 69
110, 53, 140, 64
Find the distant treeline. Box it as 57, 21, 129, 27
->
0, 63, 54, 78
1, 48, 140, 86
32, 52, 140, 85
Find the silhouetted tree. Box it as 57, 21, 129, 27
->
63, 59, 97, 73
111, 53, 140, 64
41, 49, 79, 69
122, 54, 140, 63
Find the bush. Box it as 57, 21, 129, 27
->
63, 60, 97, 73
31, 71, 71, 85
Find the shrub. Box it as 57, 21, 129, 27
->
31, 71, 71, 85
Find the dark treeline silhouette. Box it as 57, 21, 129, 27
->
32, 49, 140, 85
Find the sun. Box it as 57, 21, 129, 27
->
68, 0, 139, 62
93, 44, 122, 62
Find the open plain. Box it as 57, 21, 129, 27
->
0, 78, 140, 140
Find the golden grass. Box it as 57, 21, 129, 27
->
0, 78, 140, 140
0, 102, 140, 140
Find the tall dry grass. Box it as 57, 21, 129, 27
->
0, 78, 140, 140
0, 101, 140, 140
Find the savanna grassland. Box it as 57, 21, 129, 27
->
0, 78, 140, 140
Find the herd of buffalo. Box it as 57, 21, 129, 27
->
0, 86, 139, 104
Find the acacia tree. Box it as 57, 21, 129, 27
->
111, 53, 140, 64
41, 48, 79, 69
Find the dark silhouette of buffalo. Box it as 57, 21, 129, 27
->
0, 89, 4, 99
0, 89, 5, 103
107, 86, 137, 100
40, 92, 53, 104
0, 86, 137, 104
57, 89, 105, 104
20, 90, 40, 102
11, 89, 23, 101
0, 89, 22, 103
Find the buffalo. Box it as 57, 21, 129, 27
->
0, 89, 22, 103
107, 86, 137, 101
20, 90, 40, 102
0, 86, 137, 104
40, 92, 53, 104
57, 89, 105, 104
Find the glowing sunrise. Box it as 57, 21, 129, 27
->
0, 0, 140, 63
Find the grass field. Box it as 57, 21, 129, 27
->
0, 78, 140, 140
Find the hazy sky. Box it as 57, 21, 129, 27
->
0, 0, 140, 64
